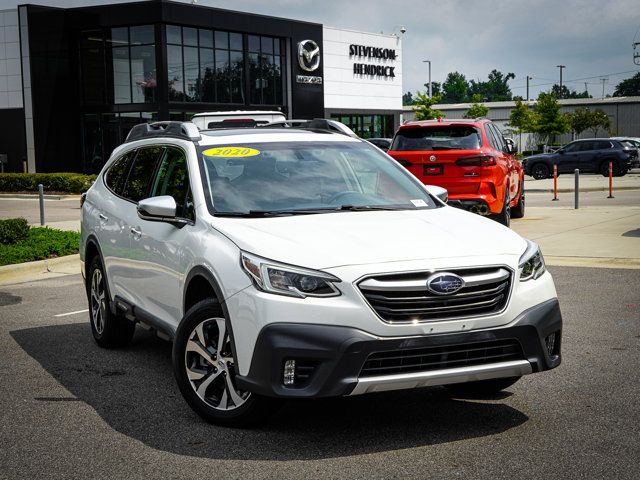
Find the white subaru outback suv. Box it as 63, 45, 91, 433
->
80, 121, 562, 426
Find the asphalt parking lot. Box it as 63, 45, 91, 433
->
1, 266, 639, 479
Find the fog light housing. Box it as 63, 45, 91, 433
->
283, 360, 296, 386
545, 332, 559, 357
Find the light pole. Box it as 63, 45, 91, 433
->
556, 65, 565, 97
423, 60, 431, 98
526, 75, 532, 101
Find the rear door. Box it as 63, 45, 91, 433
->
98, 149, 136, 301
487, 123, 518, 202
590, 140, 615, 172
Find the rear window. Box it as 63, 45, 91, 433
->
392, 126, 481, 151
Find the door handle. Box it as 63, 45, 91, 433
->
130, 227, 142, 238
99, 213, 108, 222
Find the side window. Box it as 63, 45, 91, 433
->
563, 142, 579, 153
150, 147, 194, 220
484, 124, 500, 150
123, 146, 164, 202
577, 142, 593, 152
104, 150, 135, 196
594, 141, 612, 150
491, 124, 505, 151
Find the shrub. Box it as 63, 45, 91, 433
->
0, 218, 30, 244
0, 173, 96, 194
0, 227, 80, 266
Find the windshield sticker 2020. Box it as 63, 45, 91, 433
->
203, 147, 261, 158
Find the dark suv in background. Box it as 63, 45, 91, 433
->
524, 138, 637, 179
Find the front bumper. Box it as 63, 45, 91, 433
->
235, 298, 562, 398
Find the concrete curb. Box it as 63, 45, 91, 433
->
526, 186, 640, 193
0, 254, 81, 286
544, 256, 640, 270
0, 193, 82, 200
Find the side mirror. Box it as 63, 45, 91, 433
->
504, 138, 517, 155
558, 149, 565, 155
137, 195, 181, 223
425, 185, 448, 203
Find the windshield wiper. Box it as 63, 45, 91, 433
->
336, 205, 405, 211
213, 209, 333, 217
431, 146, 456, 150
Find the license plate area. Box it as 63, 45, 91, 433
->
423, 164, 444, 176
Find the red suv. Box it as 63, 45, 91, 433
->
388, 118, 525, 226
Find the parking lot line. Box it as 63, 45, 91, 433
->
54, 309, 88, 318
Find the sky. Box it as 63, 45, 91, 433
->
4, 0, 639, 98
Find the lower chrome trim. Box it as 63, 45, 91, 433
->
348, 360, 532, 396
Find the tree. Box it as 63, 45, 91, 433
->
530, 92, 570, 144
469, 69, 515, 102
423, 81, 442, 97
508, 99, 533, 152
589, 109, 611, 137
463, 94, 489, 118
613, 72, 640, 97
565, 107, 594, 137
413, 92, 444, 120
403, 91, 416, 106
551, 84, 591, 99
441, 72, 469, 103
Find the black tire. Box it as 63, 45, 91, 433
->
530, 163, 550, 180
600, 160, 620, 177
173, 298, 280, 426
445, 376, 521, 396
511, 182, 525, 219
87, 256, 135, 348
491, 187, 511, 227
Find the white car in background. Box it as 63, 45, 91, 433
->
191, 110, 286, 130
79, 121, 562, 426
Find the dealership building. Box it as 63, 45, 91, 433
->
0, 0, 403, 173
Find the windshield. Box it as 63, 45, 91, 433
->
391, 126, 481, 151
198, 141, 437, 216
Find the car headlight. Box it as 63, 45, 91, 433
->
241, 252, 341, 298
519, 239, 546, 281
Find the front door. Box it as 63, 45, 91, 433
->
128, 146, 195, 325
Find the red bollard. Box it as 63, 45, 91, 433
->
552, 164, 559, 201
607, 161, 614, 199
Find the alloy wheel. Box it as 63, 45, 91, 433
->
184, 318, 250, 411
90, 268, 106, 334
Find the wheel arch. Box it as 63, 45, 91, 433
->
182, 266, 241, 374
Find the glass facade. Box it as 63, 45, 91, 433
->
80, 25, 157, 105
248, 35, 285, 105
166, 25, 246, 104
77, 21, 292, 173
331, 114, 395, 139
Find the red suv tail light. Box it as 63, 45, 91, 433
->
456, 155, 496, 167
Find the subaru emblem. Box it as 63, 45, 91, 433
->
426, 272, 465, 295
429, 155, 437, 162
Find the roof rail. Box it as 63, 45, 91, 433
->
125, 121, 201, 143
260, 118, 358, 138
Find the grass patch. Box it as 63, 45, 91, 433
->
0, 227, 80, 266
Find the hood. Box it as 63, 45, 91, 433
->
526, 153, 555, 161
211, 207, 527, 270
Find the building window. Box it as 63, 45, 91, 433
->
248, 35, 284, 105
79, 25, 157, 105
331, 114, 395, 139
166, 25, 245, 103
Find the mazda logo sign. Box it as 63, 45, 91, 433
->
298, 39, 321, 72
426, 273, 465, 295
